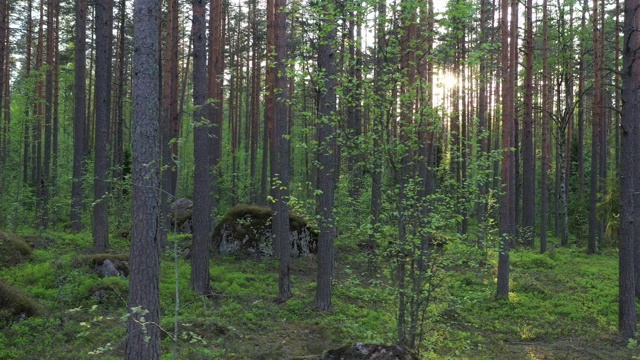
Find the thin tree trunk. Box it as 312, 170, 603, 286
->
33, 0, 44, 220
577, 0, 587, 201
160, 0, 178, 245
52, 6, 60, 202
1, 1, 9, 182
588, 0, 602, 255
249, 0, 261, 204
522, 0, 534, 246
93, 0, 113, 253
40, 0, 56, 229
23, 0, 33, 186
0, 0, 6, 172
209, 0, 224, 210
263, 0, 275, 207
497, 0, 513, 298
369, 0, 386, 252
540, 0, 550, 254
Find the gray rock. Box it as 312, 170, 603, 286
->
96, 259, 121, 278
319, 343, 419, 360
169, 198, 193, 233
212, 205, 317, 259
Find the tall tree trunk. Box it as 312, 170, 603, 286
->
369, 0, 386, 251
315, 0, 338, 312
40, 0, 56, 229
208, 0, 224, 208
191, 0, 213, 295
249, 0, 261, 204
540, 0, 550, 254
22, 0, 33, 186
345, 2, 363, 199
271, 0, 292, 303
497, 0, 513, 298
619, 0, 638, 339
125, 0, 161, 357
588, 0, 602, 255
71, 0, 88, 231
510, 0, 519, 240
112, 0, 126, 190
577, 0, 588, 202
521, 0, 534, 246
93, 0, 113, 253
1, 0, 8, 184
0, 0, 6, 172
52, 6, 60, 203
160, 0, 179, 243
263, 0, 275, 207
33, 1, 44, 221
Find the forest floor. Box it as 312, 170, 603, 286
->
0, 229, 637, 359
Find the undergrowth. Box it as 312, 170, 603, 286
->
0, 230, 635, 359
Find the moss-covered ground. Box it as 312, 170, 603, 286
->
0, 229, 636, 359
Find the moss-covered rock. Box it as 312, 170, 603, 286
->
76, 254, 130, 277
169, 198, 193, 233
87, 277, 128, 305
0, 278, 46, 320
318, 343, 419, 360
0, 231, 33, 268
211, 205, 318, 259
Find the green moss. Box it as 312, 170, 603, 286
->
0, 278, 46, 318
212, 205, 316, 249
73, 254, 130, 277
512, 252, 556, 270
77, 253, 130, 265
0, 231, 32, 268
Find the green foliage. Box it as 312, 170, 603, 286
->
511, 252, 556, 270
596, 174, 620, 247
0, 227, 632, 359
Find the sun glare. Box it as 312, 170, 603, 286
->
433, 70, 460, 110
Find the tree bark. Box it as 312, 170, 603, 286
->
209, 0, 224, 203
40, 0, 56, 230
93, 0, 113, 253
160, 0, 179, 244
619, 0, 638, 339
315, 0, 338, 311
249, 0, 261, 204
125, 0, 161, 357
540, 0, 550, 254
271, 0, 292, 303
71, 0, 88, 231
191, 0, 213, 295
588, 0, 602, 255
521, 0, 534, 246
497, 0, 513, 299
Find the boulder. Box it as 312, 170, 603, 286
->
211, 205, 317, 259
0, 231, 32, 268
169, 198, 193, 233
0, 278, 46, 320
318, 343, 419, 360
96, 259, 121, 278
76, 254, 130, 277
